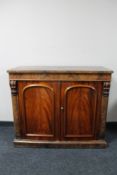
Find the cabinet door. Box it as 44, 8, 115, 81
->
61, 82, 102, 140
18, 81, 60, 141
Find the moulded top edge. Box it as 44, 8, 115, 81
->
7, 66, 114, 74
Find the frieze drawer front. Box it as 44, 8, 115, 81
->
8, 66, 113, 148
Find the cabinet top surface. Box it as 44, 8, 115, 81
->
7, 66, 113, 74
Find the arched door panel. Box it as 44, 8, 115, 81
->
61, 82, 101, 140
18, 81, 59, 141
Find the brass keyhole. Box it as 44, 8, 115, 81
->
61, 106, 64, 110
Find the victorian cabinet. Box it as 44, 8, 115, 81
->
8, 66, 113, 148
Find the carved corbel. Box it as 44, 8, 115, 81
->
10, 80, 18, 96
103, 81, 110, 97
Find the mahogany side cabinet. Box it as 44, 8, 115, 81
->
8, 66, 113, 148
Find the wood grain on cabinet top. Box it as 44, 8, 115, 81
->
7, 66, 113, 74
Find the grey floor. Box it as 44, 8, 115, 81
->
0, 126, 117, 175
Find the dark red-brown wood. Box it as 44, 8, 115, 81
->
60, 82, 102, 141
8, 66, 113, 148
18, 81, 60, 141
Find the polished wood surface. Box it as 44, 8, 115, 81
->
61, 82, 100, 140
8, 66, 113, 148
9, 73, 112, 81
18, 81, 60, 140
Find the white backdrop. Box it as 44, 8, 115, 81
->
0, 0, 117, 121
